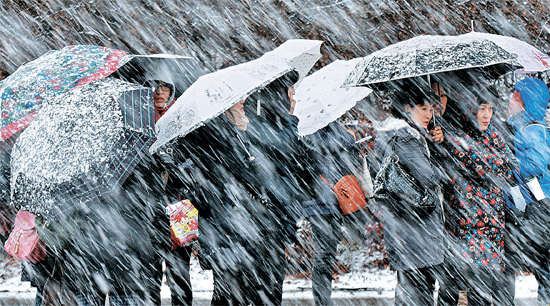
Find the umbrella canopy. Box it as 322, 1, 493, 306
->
461, 31, 550, 73
150, 39, 323, 153
343, 34, 521, 87
294, 59, 372, 136
261, 39, 323, 80
0, 45, 127, 141
10, 78, 154, 220
112, 54, 206, 96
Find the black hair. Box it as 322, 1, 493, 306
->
0, 69, 9, 80
389, 82, 437, 119
472, 84, 499, 106
247, 70, 299, 121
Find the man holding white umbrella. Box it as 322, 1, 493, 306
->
293, 58, 373, 306
169, 70, 309, 305
151, 39, 322, 305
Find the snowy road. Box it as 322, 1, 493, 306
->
0, 254, 541, 305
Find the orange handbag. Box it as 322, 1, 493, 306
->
321, 175, 368, 215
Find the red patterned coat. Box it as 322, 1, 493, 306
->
446, 125, 515, 270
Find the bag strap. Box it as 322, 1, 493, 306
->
382, 136, 395, 158
382, 136, 400, 163
319, 174, 333, 189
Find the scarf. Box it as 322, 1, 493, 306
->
154, 98, 175, 122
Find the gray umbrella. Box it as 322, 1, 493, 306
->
112, 54, 206, 97
343, 34, 521, 87
10, 77, 155, 220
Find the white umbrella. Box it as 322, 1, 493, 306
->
261, 39, 323, 80
294, 59, 372, 136
150, 39, 323, 153
461, 31, 550, 73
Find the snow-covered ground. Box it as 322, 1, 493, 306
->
0, 253, 539, 304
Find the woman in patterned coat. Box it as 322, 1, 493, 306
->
444, 85, 516, 305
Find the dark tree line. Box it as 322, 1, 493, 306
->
0, 0, 548, 72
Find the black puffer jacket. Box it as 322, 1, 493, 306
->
166, 78, 313, 250
170, 110, 310, 248
374, 117, 446, 271
56, 150, 170, 296
301, 122, 359, 217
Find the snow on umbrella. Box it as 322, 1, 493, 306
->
10, 78, 154, 220
113, 54, 206, 95
149, 39, 323, 153
343, 34, 521, 87
294, 59, 372, 136
260, 39, 323, 80
461, 31, 550, 73
0, 45, 127, 141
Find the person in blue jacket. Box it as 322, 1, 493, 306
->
508, 77, 550, 303
509, 78, 550, 195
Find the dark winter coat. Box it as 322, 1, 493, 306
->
300, 122, 358, 217
0, 146, 13, 243
169, 111, 310, 251
374, 117, 445, 271
55, 150, 170, 296
445, 124, 515, 270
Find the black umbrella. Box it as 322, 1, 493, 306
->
10, 78, 155, 220
344, 34, 521, 89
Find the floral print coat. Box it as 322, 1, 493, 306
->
446, 125, 515, 270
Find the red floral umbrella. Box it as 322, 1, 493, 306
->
0, 45, 127, 141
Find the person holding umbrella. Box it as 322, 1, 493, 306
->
147, 79, 178, 122
1, 68, 55, 306
147, 39, 322, 305
0, 68, 13, 243
299, 120, 360, 306
374, 84, 446, 306
8, 78, 166, 306
145, 78, 194, 306
170, 70, 308, 305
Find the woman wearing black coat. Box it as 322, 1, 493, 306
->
8, 153, 167, 306
41, 151, 171, 306
300, 121, 360, 306
374, 86, 446, 306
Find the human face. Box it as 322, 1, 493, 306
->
431, 83, 448, 116
508, 90, 524, 116
477, 103, 493, 131
153, 83, 171, 108
225, 100, 249, 131
288, 85, 296, 115
407, 102, 433, 129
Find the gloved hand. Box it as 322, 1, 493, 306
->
524, 199, 550, 249
157, 148, 176, 168
506, 207, 525, 227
